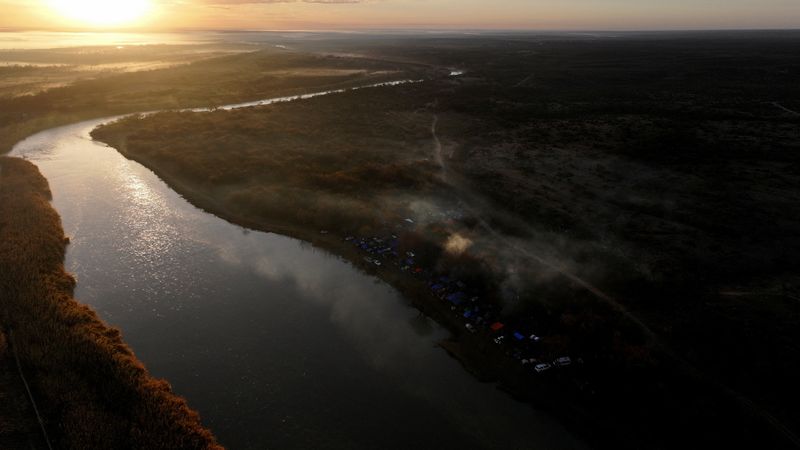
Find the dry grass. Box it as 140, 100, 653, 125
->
0, 156, 222, 450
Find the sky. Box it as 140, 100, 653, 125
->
2, 0, 799, 31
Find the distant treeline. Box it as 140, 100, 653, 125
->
0, 48, 429, 154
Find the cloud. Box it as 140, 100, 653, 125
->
158, 0, 366, 6
197, 0, 365, 3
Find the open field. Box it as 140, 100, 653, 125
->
93, 32, 800, 449
0, 44, 254, 97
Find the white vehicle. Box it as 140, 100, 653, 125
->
529, 334, 541, 342
554, 357, 572, 367
465, 323, 477, 333
534, 363, 552, 373
374, 260, 382, 267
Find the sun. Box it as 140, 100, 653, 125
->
47, 0, 153, 27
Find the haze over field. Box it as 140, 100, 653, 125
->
1, 0, 799, 31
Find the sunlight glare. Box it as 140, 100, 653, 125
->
47, 0, 153, 27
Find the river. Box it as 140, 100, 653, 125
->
10, 87, 586, 449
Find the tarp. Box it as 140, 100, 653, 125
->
446, 292, 465, 305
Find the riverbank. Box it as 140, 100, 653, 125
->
91, 57, 800, 448
0, 156, 222, 449
92, 113, 617, 448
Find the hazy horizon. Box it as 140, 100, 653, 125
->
1, 0, 799, 32
2, 2, 799, 449
3, 26, 800, 34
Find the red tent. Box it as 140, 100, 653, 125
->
490, 322, 504, 332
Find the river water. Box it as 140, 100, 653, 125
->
10, 90, 586, 449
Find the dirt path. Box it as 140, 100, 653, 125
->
770, 101, 800, 116
0, 332, 48, 450
514, 74, 535, 88
431, 114, 445, 179
720, 290, 800, 305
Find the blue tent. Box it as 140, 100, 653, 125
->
446, 292, 465, 306
513, 332, 525, 341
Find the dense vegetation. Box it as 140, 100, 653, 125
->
0, 157, 221, 449
93, 86, 443, 236
94, 33, 800, 449
0, 47, 429, 154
